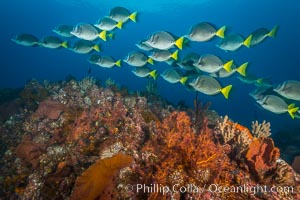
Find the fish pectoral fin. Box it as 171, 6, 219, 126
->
220, 85, 233, 99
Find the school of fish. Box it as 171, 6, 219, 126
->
11, 6, 300, 119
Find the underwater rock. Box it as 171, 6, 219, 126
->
15, 136, 47, 168
19, 80, 49, 109
275, 159, 296, 186
0, 88, 22, 105
1, 78, 299, 200
292, 156, 300, 173
0, 99, 22, 122
70, 153, 133, 200
34, 99, 66, 120
246, 137, 280, 181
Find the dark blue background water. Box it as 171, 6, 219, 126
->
1, 0, 300, 134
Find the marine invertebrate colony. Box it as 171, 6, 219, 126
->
70, 153, 133, 200
246, 137, 280, 181
0, 78, 299, 200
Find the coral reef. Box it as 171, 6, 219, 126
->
19, 79, 49, 109
135, 111, 235, 199
292, 156, 300, 174
246, 137, 280, 182
15, 135, 47, 168
0, 88, 22, 105
70, 153, 133, 200
251, 120, 271, 138
273, 127, 300, 165
34, 99, 66, 120
0, 77, 299, 200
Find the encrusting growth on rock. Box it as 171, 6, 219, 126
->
0, 79, 299, 200
70, 153, 133, 200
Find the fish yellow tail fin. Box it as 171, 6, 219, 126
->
93, 44, 100, 52
116, 21, 123, 29
237, 62, 249, 76
256, 78, 263, 85
243, 35, 252, 48
175, 37, 184, 50
171, 50, 179, 60
147, 57, 154, 65
99, 30, 107, 41
129, 12, 138, 22
268, 25, 279, 38
287, 104, 299, 119
182, 37, 190, 48
220, 85, 232, 99
61, 41, 68, 48
179, 77, 188, 85
108, 32, 114, 40
288, 103, 296, 109
223, 60, 233, 72
215, 26, 226, 38
149, 69, 158, 80
115, 60, 121, 67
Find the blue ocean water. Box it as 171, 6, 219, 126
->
1, 0, 300, 134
